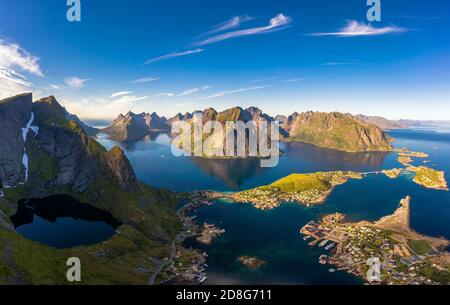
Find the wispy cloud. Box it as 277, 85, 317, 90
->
144, 49, 204, 65
322, 62, 374, 66
199, 15, 253, 37
65, 76, 90, 89
155, 92, 175, 98
193, 13, 292, 46
110, 91, 134, 98
50, 84, 61, 90
251, 76, 278, 83
0, 39, 43, 99
178, 85, 212, 97
0, 67, 32, 87
0, 39, 43, 76
128, 76, 160, 83
201, 85, 271, 99
280, 78, 304, 83
308, 20, 408, 37
112, 95, 148, 104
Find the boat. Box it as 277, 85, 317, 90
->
303, 236, 311, 241
198, 276, 208, 284
329, 268, 336, 273
318, 240, 329, 247
325, 242, 335, 251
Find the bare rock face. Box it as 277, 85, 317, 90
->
105, 146, 139, 192
282, 111, 392, 152
31, 96, 139, 193
0, 93, 33, 188
102, 111, 169, 142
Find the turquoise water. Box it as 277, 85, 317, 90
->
96, 129, 450, 284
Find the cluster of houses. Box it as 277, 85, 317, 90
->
235, 188, 325, 210
301, 216, 448, 285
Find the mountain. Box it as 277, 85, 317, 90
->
356, 114, 410, 130
63, 105, 99, 136
0, 93, 33, 189
170, 106, 278, 157
102, 111, 169, 142
0, 94, 180, 284
168, 112, 193, 125
104, 106, 392, 153
282, 112, 392, 152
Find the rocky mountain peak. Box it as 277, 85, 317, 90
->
105, 146, 139, 192
0, 93, 33, 188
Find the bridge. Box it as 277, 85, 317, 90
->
360, 171, 383, 176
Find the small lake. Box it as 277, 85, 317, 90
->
10, 195, 121, 249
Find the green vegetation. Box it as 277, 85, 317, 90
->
407, 239, 435, 255
410, 166, 448, 190
268, 173, 329, 192
0, 225, 173, 285
234, 171, 362, 209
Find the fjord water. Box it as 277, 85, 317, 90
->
11, 195, 120, 249
96, 128, 450, 284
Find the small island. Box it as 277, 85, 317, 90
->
238, 256, 266, 269
396, 148, 429, 166
301, 196, 450, 285
408, 166, 448, 191
232, 171, 362, 210
382, 168, 403, 179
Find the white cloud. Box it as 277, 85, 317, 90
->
251, 76, 278, 83
155, 92, 175, 98
0, 39, 43, 99
281, 78, 304, 83
50, 84, 61, 89
0, 67, 32, 99
0, 39, 43, 76
178, 85, 212, 97
62, 94, 149, 120
65, 76, 90, 89
202, 85, 271, 99
199, 15, 253, 37
309, 20, 408, 37
112, 95, 148, 104
110, 91, 133, 98
0, 67, 32, 87
193, 13, 292, 46
322, 62, 374, 66
144, 49, 204, 65
128, 76, 160, 83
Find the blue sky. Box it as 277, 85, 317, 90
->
0, 0, 449, 120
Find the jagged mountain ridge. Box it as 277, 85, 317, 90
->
103, 106, 392, 152
102, 111, 169, 142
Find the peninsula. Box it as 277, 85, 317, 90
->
301, 196, 450, 285
232, 171, 362, 210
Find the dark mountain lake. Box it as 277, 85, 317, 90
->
11, 195, 121, 249
100, 128, 450, 283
